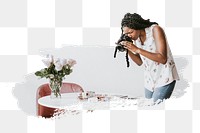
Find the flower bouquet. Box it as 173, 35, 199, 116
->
35, 55, 76, 98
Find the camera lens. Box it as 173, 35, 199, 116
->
117, 45, 126, 52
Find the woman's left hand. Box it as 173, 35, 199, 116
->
121, 41, 138, 53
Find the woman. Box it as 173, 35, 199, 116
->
121, 13, 179, 103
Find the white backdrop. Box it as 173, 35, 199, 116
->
14, 45, 144, 116
0, 0, 199, 133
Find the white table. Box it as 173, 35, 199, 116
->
38, 92, 81, 109
38, 93, 138, 111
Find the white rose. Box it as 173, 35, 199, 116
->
54, 58, 63, 71
46, 54, 54, 62
55, 63, 63, 71
42, 54, 54, 67
42, 59, 51, 67
67, 59, 76, 67
60, 58, 68, 66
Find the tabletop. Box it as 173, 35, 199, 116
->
38, 92, 139, 110
38, 92, 81, 109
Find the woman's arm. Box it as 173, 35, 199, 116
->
123, 25, 168, 64
128, 51, 143, 66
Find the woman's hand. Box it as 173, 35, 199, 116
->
121, 41, 143, 65
121, 41, 139, 53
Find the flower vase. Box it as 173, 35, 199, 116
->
49, 79, 62, 98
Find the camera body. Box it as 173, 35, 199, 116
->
114, 34, 133, 67
115, 34, 133, 52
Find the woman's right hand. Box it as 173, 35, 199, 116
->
121, 41, 139, 53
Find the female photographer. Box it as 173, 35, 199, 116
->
121, 13, 179, 103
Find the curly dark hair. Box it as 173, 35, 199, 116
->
121, 13, 158, 30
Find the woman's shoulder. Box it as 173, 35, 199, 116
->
151, 25, 165, 38
145, 24, 161, 38
152, 25, 164, 33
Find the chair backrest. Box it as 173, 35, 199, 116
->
36, 82, 84, 118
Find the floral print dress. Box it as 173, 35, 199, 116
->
135, 25, 179, 92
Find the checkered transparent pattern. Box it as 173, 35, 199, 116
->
0, 0, 200, 133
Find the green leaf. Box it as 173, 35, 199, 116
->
35, 71, 42, 76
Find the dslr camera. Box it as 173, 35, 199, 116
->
114, 34, 133, 67
115, 34, 133, 52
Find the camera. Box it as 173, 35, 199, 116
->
114, 34, 133, 67
115, 34, 133, 52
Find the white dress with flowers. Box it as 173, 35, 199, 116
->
135, 24, 179, 92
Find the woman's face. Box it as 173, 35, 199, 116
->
122, 27, 140, 40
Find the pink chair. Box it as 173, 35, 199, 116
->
36, 82, 84, 118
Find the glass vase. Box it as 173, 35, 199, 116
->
49, 79, 62, 98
